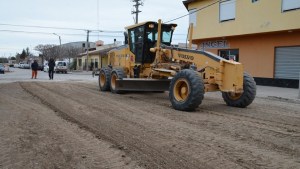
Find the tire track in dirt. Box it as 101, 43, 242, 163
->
112, 90, 300, 158
85, 92, 300, 169
13, 82, 142, 169
20, 82, 204, 169
75, 83, 300, 163
22, 82, 300, 169
62, 82, 300, 166
119, 90, 300, 134
123, 92, 300, 128
203, 101, 300, 128
30, 83, 245, 168
22, 82, 237, 168
103, 95, 300, 168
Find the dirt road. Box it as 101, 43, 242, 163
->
0, 81, 300, 169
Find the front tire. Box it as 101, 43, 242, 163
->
169, 69, 204, 111
99, 67, 112, 91
110, 68, 125, 94
222, 72, 256, 108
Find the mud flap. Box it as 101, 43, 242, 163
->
116, 78, 171, 91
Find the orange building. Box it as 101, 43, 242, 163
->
183, 0, 300, 88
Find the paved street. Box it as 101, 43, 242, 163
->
0, 68, 97, 83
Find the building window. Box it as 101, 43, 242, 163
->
282, 0, 300, 12
189, 9, 197, 26
219, 49, 239, 62
252, 0, 259, 3
220, 0, 236, 22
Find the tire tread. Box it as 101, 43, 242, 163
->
222, 72, 256, 108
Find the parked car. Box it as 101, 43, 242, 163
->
55, 61, 68, 73
43, 65, 49, 72
14, 64, 20, 68
19, 63, 24, 68
37, 64, 44, 71
19, 63, 30, 69
0, 64, 5, 74
23, 64, 30, 69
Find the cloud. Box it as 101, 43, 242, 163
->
0, 0, 189, 56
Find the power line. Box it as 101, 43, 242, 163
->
0, 30, 123, 37
165, 0, 221, 23
0, 23, 123, 33
0, 30, 51, 35
0, 28, 185, 36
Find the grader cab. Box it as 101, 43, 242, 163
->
99, 20, 256, 111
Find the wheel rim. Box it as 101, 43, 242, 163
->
100, 73, 105, 87
173, 78, 190, 102
111, 73, 117, 90
227, 92, 242, 100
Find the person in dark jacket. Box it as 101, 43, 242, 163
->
31, 60, 39, 79
48, 58, 56, 80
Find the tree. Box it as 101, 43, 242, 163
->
0, 57, 8, 63
26, 47, 30, 57
61, 45, 81, 65
15, 53, 21, 63
20, 49, 26, 60
35, 44, 60, 63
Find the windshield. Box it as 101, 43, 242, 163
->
57, 62, 66, 66
145, 25, 174, 45
127, 22, 176, 64
162, 30, 172, 43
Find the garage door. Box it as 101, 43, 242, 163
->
275, 46, 300, 80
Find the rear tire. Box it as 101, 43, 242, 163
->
110, 68, 125, 94
99, 67, 112, 91
222, 72, 256, 108
169, 69, 204, 111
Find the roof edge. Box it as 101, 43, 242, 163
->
182, 0, 196, 10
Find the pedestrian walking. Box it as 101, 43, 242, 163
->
48, 58, 55, 80
31, 60, 39, 79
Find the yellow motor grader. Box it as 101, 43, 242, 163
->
99, 20, 256, 111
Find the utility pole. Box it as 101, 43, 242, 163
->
97, 0, 100, 40
131, 0, 143, 24
86, 30, 90, 71
53, 33, 61, 60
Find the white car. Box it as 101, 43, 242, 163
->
43, 65, 49, 72
55, 61, 68, 74
14, 64, 20, 68
19, 63, 24, 68
23, 64, 30, 69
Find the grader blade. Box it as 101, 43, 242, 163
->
116, 78, 171, 91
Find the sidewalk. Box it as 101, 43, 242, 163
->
256, 85, 300, 101
68, 70, 93, 75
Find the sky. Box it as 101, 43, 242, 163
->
0, 0, 189, 57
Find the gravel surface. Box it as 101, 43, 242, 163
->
0, 69, 300, 168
